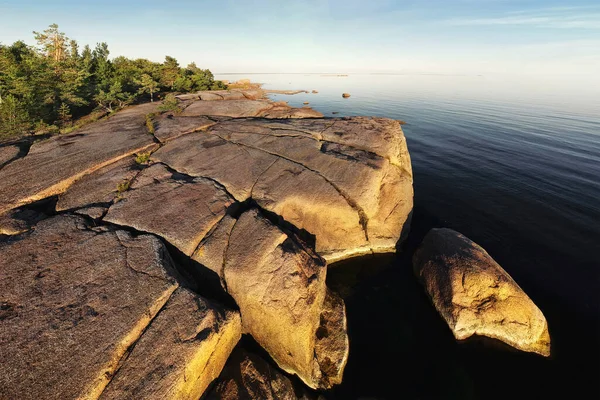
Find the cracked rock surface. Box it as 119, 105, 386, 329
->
413, 228, 551, 357
207, 346, 319, 400
0, 145, 21, 167
100, 287, 241, 400
0, 90, 413, 397
56, 156, 140, 216
104, 163, 234, 256
223, 209, 347, 389
0, 215, 179, 399
153, 115, 413, 262
0, 103, 159, 214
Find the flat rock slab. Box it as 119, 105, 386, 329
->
100, 288, 241, 400
153, 116, 413, 262
56, 156, 140, 214
0, 145, 21, 167
0, 208, 47, 235
181, 99, 323, 119
0, 103, 158, 215
212, 120, 412, 259
192, 215, 237, 280
223, 209, 348, 389
207, 346, 318, 400
152, 132, 278, 201
413, 228, 551, 356
154, 115, 216, 143
0, 215, 179, 399
182, 99, 274, 118
104, 163, 234, 256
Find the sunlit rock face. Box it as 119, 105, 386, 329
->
413, 228, 551, 357
100, 288, 242, 400
152, 116, 413, 263
223, 210, 348, 389
0, 92, 413, 396
206, 346, 319, 400
0, 215, 180, 399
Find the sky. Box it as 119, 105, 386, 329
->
1, 0, 599, 80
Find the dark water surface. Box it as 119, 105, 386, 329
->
218, 74, 600, 399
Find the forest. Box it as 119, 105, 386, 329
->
0, 24, 226, 139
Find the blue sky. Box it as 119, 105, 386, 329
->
1, 0, 599, 78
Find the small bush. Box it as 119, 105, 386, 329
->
135, 152, 151, 164
116, 180, 131, 193
145, 113, 156, 134
158, 93, 180, 113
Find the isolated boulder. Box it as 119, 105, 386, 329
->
0, 215, 179, 399
100, 288, 241, 400
413, 228, 551, 356
223, 210, 348, 389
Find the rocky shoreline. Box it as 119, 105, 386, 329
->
0, 87, 549, 399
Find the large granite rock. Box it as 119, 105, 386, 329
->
182, 99, 323, 119
0, 215, 179, 399
153, 116, 413, 262
223, 210, 348, 389
0, 103, 158, 215
152, 132, 278, 201
413, 228, 551, 356
0, 208, 47, 235
0, 145, 20, 167
182, 99, 275, 118
154, 114, 216, 143
104, 163, 234, 256
100, 288, 242, 400
207, 346, 318, 400
56, 156, 140, 215
211, 119, 412, 259
192, 215, 237, 280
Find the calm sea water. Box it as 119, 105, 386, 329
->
217, 73, 600, 398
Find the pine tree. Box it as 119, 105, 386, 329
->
0, 94, 30, 137
161, 56, 180, 90
33, 23, 68, 63
57, 102, 71, 130
136, 74, 159, 102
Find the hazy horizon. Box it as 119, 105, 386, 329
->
1, 0, 599, 87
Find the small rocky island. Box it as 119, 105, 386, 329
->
0, 87, 549, 399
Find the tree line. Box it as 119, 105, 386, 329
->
0, 24, 226, 138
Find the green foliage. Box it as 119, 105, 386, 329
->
145, 113, 156, 134
157, 93, 180, 113
0, 94, 31, 137
58, 102, 72, 129
116, 180, 131, 194
135, 152, 151, 164
135, 73, 159, 102
0, 23, 226, 139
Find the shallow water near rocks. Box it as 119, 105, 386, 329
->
217, 73, 600, 398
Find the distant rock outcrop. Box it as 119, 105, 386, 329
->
413, 228, 551, 356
